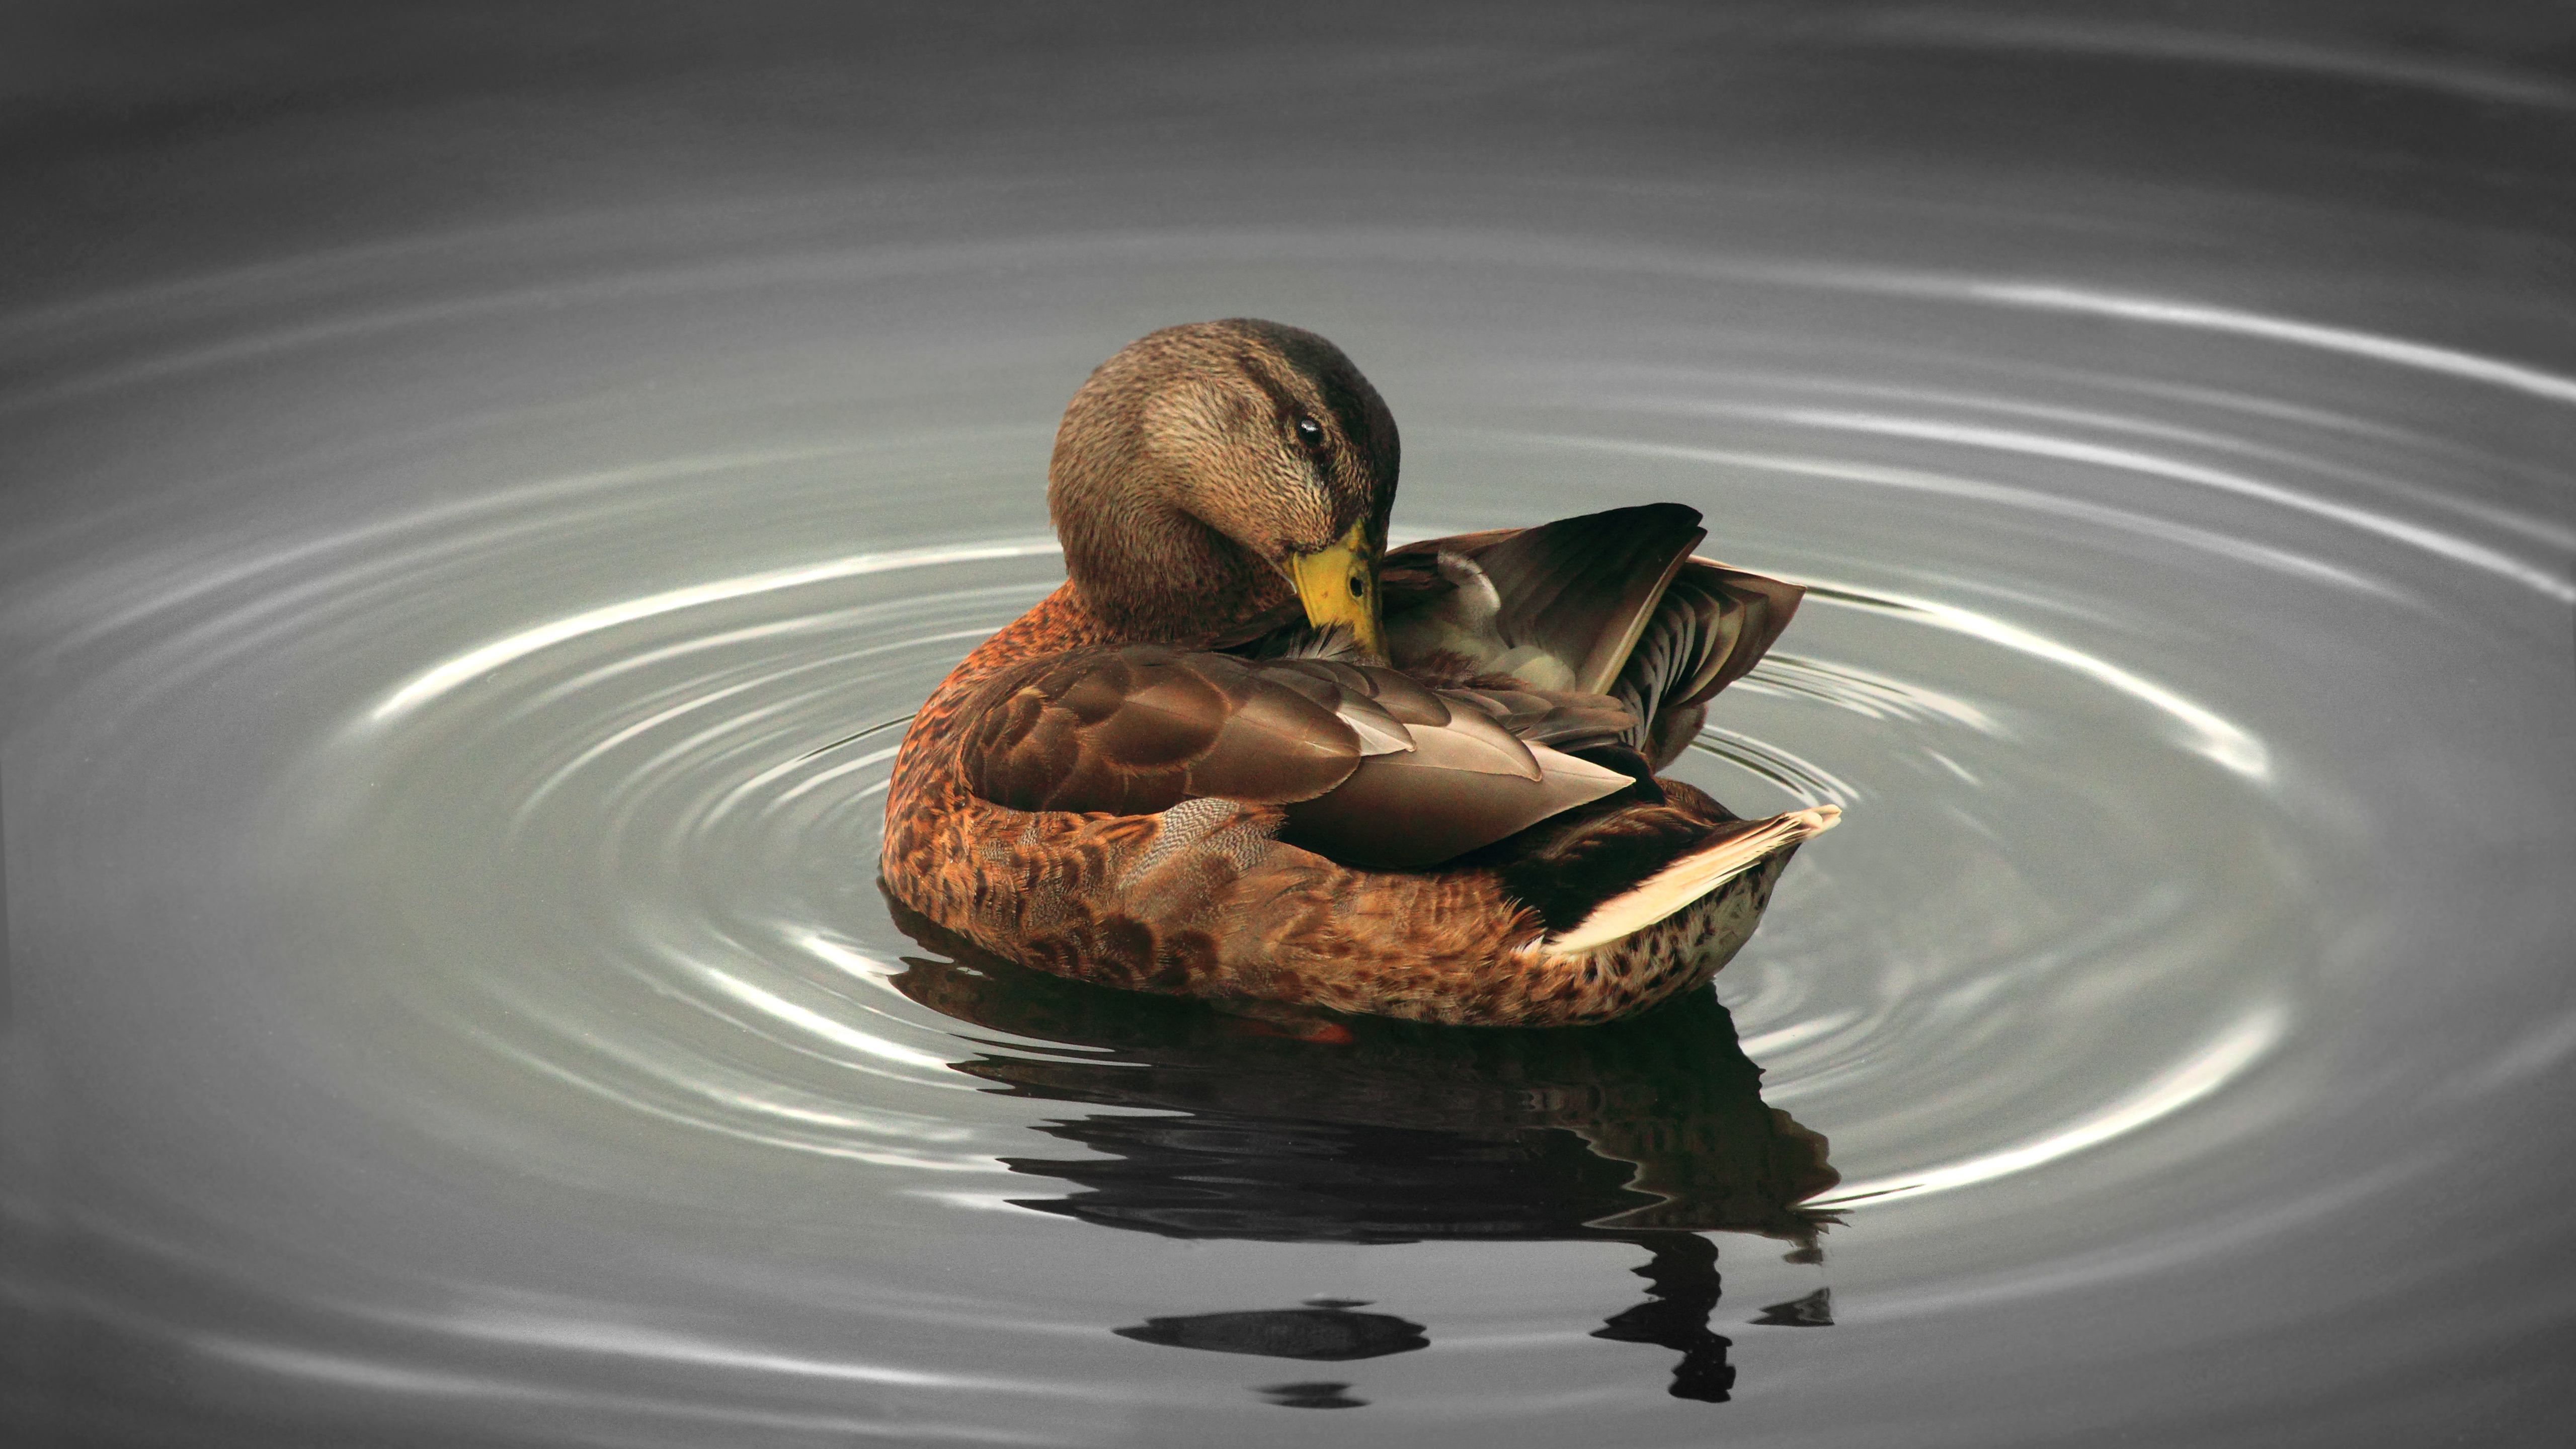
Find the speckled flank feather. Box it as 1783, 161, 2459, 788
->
1529, 844, 1809, 1022
1547, 807, 1841, 955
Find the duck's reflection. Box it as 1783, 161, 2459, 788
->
1115, 1301, 1430, 1360
886, 897, 1838, 1403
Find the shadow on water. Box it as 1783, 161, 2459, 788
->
885, 893, 1840, 1404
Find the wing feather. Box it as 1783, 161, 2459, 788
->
1608, 558, 1806, 767
958, 646, 1637, 867
1371, 509, 1805, 770
1385, 503, 1707, 694
963, 648, 1365, 814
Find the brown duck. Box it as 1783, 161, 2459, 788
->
881, 319, 1839, 1027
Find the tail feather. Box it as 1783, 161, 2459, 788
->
1544, 806, 1840, 955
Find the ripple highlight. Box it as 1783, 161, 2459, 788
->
370, 537, 1062, 725
1809, 1005, 2288, 1209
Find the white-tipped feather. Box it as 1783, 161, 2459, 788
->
1543, 806, 1841, 956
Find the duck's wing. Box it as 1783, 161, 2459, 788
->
1611, 556, 1804, 765
1206, 505, 1703, 682
1386, 505, 1804, 769
958, 646, 1632, 868
1392, 502, 1705, 695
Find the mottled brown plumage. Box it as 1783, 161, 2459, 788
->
880, 319, 1839, 1026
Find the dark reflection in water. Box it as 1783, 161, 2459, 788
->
1254, 1380, 1371, 1410
1591, 1235, 1736, 1403
1751, 1286, 1834, 1328
1114, 1303, 1430, 1361
889, 894, 1835, 1401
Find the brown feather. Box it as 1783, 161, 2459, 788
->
958, 643, 1635, 866
960, 648, 1364, 814
1424, 502, 1708, 694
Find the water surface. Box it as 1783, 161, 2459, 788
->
5, 5, 2573, 1445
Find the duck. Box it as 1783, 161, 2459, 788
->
880, 318, 1838, 1027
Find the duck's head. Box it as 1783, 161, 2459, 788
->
1049, 319, 1399, 653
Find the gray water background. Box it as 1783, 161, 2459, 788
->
5, 3, 2574, 1444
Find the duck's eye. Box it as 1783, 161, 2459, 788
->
1293, 417, 1325, 449
1347, 573, 1367, 600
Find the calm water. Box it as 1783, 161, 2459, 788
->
6, 5, 2574, 1445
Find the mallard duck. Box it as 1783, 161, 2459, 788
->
881, 319, 1838, 1027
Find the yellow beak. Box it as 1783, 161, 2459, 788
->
1285, 520, 1387, 659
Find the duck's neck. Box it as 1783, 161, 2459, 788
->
931, 585, 1098, 688
1057, 496, 1291, 644
938, 567, 1245, 693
